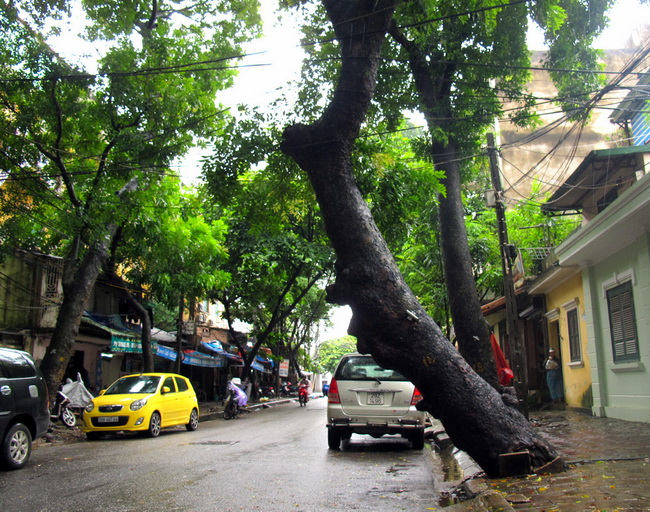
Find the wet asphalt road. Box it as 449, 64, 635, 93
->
0, 398, 440, 511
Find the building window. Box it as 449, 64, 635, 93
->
566, 308, 581, 362
606, 281, 639, 363
45, 259, 63, 298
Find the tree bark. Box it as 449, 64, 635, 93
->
281, 0, 556, 476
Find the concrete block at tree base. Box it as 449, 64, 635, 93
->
434, 431, 453, 448
498, 451, 531, 477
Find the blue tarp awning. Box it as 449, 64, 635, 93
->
202, 341, 224, 354
201, 342, 270, 372
183, 350, 226, 368
155, 345, 225, 368
202, 341, 243, 362
156, 344, 177, 361
256, 354, 274, 367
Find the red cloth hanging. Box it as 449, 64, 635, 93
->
491, 333, 514, 386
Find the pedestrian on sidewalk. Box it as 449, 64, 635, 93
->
545, 348, 563, 403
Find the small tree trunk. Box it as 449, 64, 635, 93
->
281, 0, 557, 476
106, 229, 154, 372
104, 269, 154, 372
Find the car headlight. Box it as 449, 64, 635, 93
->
130, 398, 148, 411
85, 402, 94, 413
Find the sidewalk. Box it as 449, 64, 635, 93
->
447, 408, 650, 511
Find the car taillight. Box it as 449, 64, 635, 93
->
410, 387, 423, 406
328, 379, 340, 404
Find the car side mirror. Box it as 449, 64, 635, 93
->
99, 389, 106, 396
162, 386, 171, 394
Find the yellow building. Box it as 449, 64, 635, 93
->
531, 273, 592, 409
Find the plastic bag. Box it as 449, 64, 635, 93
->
61, 373, 94, 408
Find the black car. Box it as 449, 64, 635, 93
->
0, 347, 50, 470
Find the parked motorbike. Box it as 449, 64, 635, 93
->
259, 386, 275, 399
280, 383, 297, 397
298, 385, 309, 407
50, 391, 76, 427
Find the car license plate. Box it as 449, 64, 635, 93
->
367, 392, 383, 405
97, 416, 119, 423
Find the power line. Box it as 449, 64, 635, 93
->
1, 4, 647, 205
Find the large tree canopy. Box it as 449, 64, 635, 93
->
280, 0, 616, 476
201, 113, 335, 382
0, 0, 262, 393
286, 0, 612, 388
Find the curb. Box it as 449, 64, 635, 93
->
428, 417, 515, 512
460, 479, 515, 512
198, 397, 300, 422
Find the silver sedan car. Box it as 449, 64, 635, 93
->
326, 353, 426, 450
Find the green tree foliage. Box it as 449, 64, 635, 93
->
120, 185, 231, 308
316, 335, 357, 374
202, 112, 335, 380
0, 0, 261, 392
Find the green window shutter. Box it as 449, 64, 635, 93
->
607, 282, 639, 363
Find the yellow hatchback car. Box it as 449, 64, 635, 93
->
82, 373, 199, 440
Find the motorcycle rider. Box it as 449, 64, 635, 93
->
228, 377, 248, 408
298, 376, 310, 400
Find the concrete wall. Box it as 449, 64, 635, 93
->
584, 233, 650, 422
498, 49, 641, 202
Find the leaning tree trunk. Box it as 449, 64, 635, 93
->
281, 0, 556, 476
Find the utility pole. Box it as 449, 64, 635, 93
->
487, 133, 528, 418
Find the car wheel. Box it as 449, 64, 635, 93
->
147, 411, 162, 437
60, 407, 76, 428
1, 423, 32, 470
328, 428, 342, 450
186, 408, 199, 431
86, 432, 102, 441
411, 429, 425, 450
